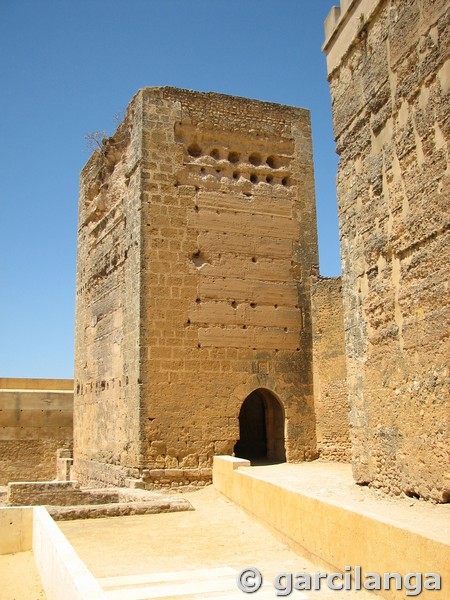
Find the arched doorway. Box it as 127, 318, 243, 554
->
234, 388, 286, 463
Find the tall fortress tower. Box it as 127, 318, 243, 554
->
74, 88, 320, 487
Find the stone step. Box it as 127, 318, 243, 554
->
99, 567, 293, 599
99, 567, 236, 589
48, 497, 192, 520
175, 591, 294, 600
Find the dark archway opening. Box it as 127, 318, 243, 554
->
234, 388, 286, 463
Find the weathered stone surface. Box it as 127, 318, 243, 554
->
6, 480, 118, 506
74, 88, 322, 487
324, 0, 449, 502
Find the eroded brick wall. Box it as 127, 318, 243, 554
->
311, 277, 350, 462
324, 0, 449, 501
75, 88, 320, 487
0, 379, 73, 484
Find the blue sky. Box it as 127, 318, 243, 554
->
0, 0, 339, 378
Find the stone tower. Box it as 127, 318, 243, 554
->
323, 0, 449, 502
74, 88, 319, 487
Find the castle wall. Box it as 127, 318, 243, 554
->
311, 277, 350, 462
0, 379, 73, 484
324, 0, 449, 501
74, 87, 320, 487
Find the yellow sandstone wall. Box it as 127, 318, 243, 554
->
311, 277, 350, 462
74, 87, 320, 487
323, 0, 449, 501
0, 379, 73, 484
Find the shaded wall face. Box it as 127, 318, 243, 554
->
311, 278, 350, 462
0, 379, 73, 485
325, 0, 449, 501
137, 88, 320, 486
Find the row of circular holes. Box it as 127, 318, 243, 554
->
235, 171, 289, 186
187, 144, 286, 169
197, 164, 289, 186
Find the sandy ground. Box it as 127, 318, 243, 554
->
0, 550, 46, 600
59, 485, 374, 598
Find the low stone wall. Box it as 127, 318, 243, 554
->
0, 505, 104, 598
6, 481, 118, 506
5, 480, 194, 521
213, 456, 449, 600
74, 456, 212, 489
32, 506, 105, 600
0, 378, 73, 484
